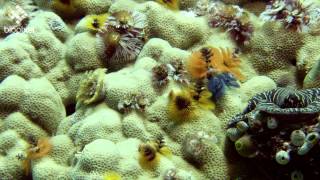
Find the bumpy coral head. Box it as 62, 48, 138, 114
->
76, 68, 106, 106
182, 131, 218, 165
168, 90, 196, 122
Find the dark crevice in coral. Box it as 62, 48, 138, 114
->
65, 103, 76, 116
290, 58, 297, 66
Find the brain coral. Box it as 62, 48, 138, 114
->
247, 21, 305, 86
297, 35, 320, 73
67, 103, 124, 148
65, 32, 106, 72
0, 130, 28, 179
142, 2, 209, 49
0, 75, 65, 135
248, 21, 304, 73
0, 34, 43, 81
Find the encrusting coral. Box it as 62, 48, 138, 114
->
2, 0, 320, 179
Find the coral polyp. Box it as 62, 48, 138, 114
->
138, 136, 171, 170
20, 137, 52, 176
85, 13, 109, 33
152, 64, 169, 89
207, 3, 254, 45
186, 47, 212, 79
260, 0, 313, 32
97, 10, 147, 70
187, 46, 244, 81
76, 68, 107, 106
168, 89, 196, 122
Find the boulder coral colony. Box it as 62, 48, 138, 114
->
1, 0, 320, 179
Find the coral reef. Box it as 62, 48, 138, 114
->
143, 1, 209, 49
207, 3, 254, 45
1, 0, 320, 179
260, 0, 313, 32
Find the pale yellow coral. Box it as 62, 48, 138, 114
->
76, 68, 107, 105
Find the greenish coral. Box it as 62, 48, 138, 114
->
143, 2, 209, 49
76, 68, 107, 106
65, 32, 105, 72
0, 75, 65, 134
303, 59, 320, 88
